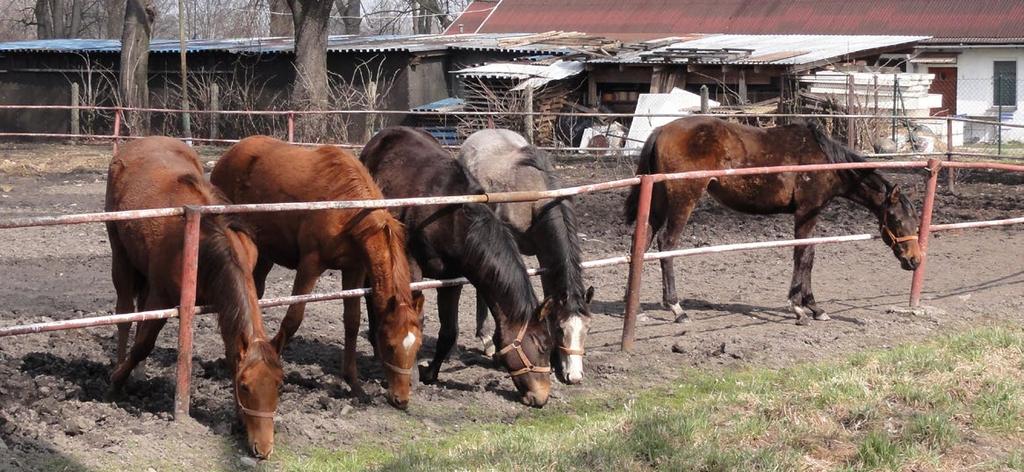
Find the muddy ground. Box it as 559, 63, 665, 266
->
0, 142, 1022, 471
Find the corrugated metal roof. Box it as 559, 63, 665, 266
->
592, 34, 926, 67
0, 33, 571, 55
468, 0, 1024, 40
455, 60, 584, 90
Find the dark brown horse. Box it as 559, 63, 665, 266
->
459, 128, 594, 385
105, 136, 283, 458
211, 136, 424, 409
360, 126, 556, 408
624, 117, 922, 325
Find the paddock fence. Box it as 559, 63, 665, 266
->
1, 106, 1023, 421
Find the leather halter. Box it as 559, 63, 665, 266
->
498, 322, 552, 377
382, 360, 413, 376
880, 204, 918, 248
236, 386, 275, 419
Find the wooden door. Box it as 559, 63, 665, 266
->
929, 67, 957, 116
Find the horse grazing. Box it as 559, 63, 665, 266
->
459, 129, 594, 385
211, 136, 424, 410
105, 136, 283, 459
360, 126, 555, 408
624, 117, 922, 325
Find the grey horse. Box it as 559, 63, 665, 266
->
459, 129, 594, 384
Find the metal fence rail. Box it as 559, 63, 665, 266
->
2, 121, 1023, 419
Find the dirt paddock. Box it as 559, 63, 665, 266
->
1, 142, 1022, 470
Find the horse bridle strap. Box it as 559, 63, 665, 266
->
382, 360, 413, 376
236, 388, 276, 419
498, 322, 551, 377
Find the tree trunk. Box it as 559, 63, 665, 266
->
35, 0, 53, 38
119, 0, 155, 136
335, 0, 360, 35
287, 0, 332, 109
68, 0, 83, 37
269, 0, 293, 36
105, 0, 124, 38
50, 0, 67, 37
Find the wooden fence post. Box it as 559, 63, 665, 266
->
209, 83, 219, 141
70, 83, 80, 140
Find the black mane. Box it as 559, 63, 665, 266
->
461, 203, 538, 323
803, 119, 892, 195
516, 146, 586, 314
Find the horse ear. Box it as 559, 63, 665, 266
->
585, 286, 595, 304
537, 297, 557, 321
888, 186, 901, 204
410, 291, 426, 313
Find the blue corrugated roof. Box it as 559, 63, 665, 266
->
411, 97, 465, 112
0, 33, 570, 55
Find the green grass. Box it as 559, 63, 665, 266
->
274, 325, 1024, 471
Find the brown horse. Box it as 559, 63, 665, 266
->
105, 136, 283, 459
211, 136, 424, 409
624, 117, 923, 325
360, 127, 555, 407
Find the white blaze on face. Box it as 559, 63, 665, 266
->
402, 331, 418, 351
562, 316, 585, 383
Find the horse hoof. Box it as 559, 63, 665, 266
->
666, 303, 689, 322
417, 365, 437, 385
478, 336, 496, 357
795, 317, 810, 326
814, 312, 831, 321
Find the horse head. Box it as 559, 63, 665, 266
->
879, 186, 922, 270
375, 293, 425, 410
498, 297, 556, 407
223, 226, 284, 459
551, 286, 594, 385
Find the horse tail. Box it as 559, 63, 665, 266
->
623, 128, 668, 234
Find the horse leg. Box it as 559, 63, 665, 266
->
270, 254, 323, 353
109, 293, 168, 394
109, 236, 137, 366
420, 285, 461, 385
660, 181, 705, 323
341, 267, 367, 400
252, 255, 274, 300
789, 211, 828, 325
474, 295, 495, 357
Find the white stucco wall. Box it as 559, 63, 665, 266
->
914, 47, 1024, 142
953, 48, 1024, 142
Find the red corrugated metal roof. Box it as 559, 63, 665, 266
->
469, 0, 1024, 40
443, 1, 498, 35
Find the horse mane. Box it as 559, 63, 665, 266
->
802, 120, 892, 195
352, 212, 415, 309
462, 203, 537, 323
309, 145, 414, 309
178, 173, 269, 358
515, 146, 586, 313
312, 145, 385, 201
197, 215, 259, 351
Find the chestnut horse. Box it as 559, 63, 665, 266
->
360, 127, 555, 408
459, 129, 594, 385
211, 136, 424, 409
624, 117, 922, 325
105, 136, 283, 459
